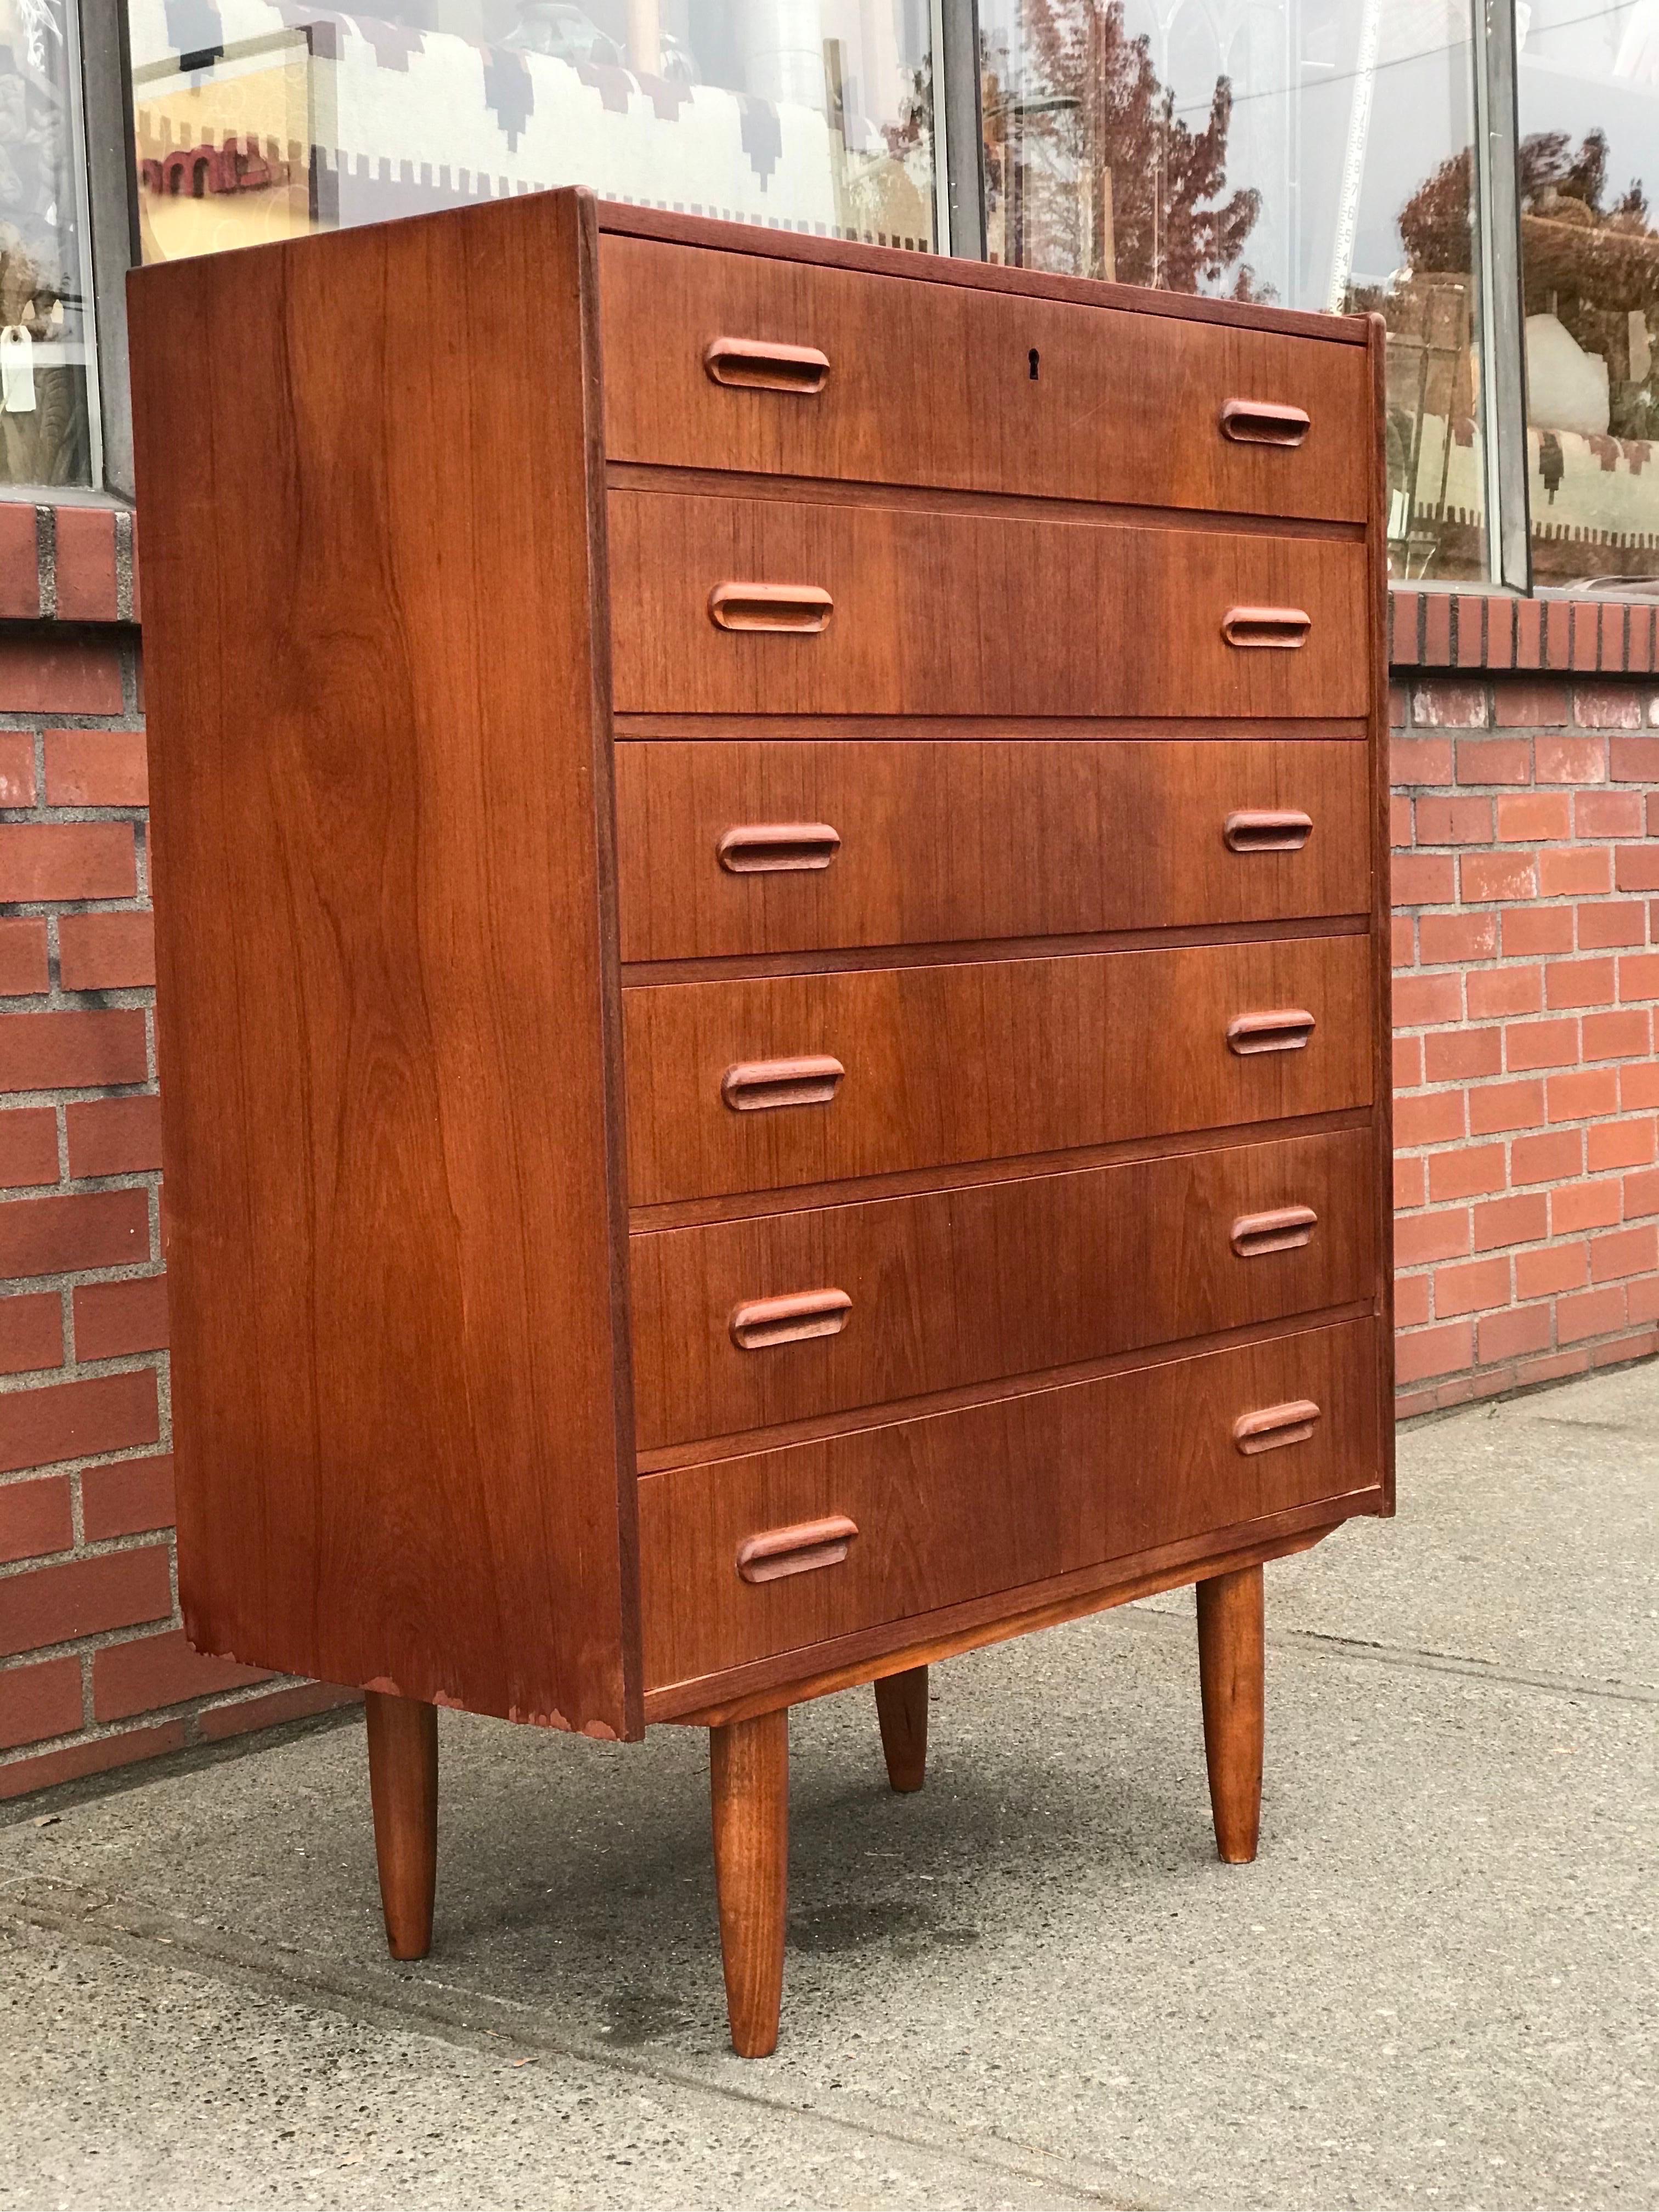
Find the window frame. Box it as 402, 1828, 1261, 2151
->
49, 0, 1659, 616
79, 0, 143, 502
0, 0, 138, 505
1474, 0, 1531, 593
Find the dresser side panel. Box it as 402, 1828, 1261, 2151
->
1367, 314, 1398, 1508
127, 191, 642, 1738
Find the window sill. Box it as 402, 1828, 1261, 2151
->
1390, 587, 1659, 677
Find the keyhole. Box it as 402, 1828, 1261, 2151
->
1029, 348, 1040, 380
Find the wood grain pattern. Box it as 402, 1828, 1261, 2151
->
624, 935, 1373, 1205
616, 712, 1368, 742
127, 190, 643, 1738
596, 201, 1370, 348
637, 1318, 1380, 1689
873, 1666, 928, 1792
709, 1709, 789, 2057
654, 1516, 1341, 1725
1195, 1564, 1265, 1863
633, 1108, 1373, 1232
614, 739, 1370, 961
365, 1691, 439, 1959
606, 490, 1369, 720
637, 1308, 1374, 1475
607, 463, 1359, 544
628, 1129, 1376, 1448
600, 236, 1370, 521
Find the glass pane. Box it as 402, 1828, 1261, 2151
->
0, 0, 98, 490
125, 0, 939, 265
977, 0, 1491, 583
1518, 1, 1659, 591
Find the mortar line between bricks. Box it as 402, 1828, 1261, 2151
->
1118, 1604, 1658, 1705
0, 1880, 1159, 2212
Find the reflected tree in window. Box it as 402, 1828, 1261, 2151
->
1377, 143, 1485, 581
1396, 118, 1659, 584
981, 0, 1262, 295
1520, 128, 1659, 444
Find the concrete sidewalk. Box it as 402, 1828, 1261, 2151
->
3, 1365, 1655, 2212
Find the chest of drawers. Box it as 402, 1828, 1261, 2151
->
128, 189, 1392, 2058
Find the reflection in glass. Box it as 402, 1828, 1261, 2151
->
978, 0, 1490, 583
125, 0, 939, 268
0, 0, 97, 490
1517, 1, 1659, 589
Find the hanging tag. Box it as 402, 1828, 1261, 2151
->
0, 327, 36, 416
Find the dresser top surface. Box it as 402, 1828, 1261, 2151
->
595, 197, 1374, 350
128, 184, 1372, 357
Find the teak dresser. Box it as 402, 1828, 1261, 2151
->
128, 190, 1393, 2057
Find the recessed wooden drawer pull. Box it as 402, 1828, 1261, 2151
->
1231, 1204, 1318, 1258
720, 1055, 845, 1112
704, 336, 831, 394
1224, 808, 1314, 854
717, 822, 842, 874
736, 1513, 859, 1583
1233, 1399, 1321, 1455
709, 582, 833, 635
1221, 606, 1311, 650
1220, 397, 1311, 447
730, 1287, 852, 1350
1227, 1009, 1316, 1057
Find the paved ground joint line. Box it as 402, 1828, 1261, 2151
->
3, 1875, 1163, 2212
1120, 1602, 1658, 1706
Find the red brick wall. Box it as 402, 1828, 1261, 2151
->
0, 507, 353, 1801
1392, 674, 1659, 1413
2, 518, 1657, 1801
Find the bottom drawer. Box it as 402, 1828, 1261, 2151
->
640, 1318, 1382, 1691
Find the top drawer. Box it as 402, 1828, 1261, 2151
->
600, 236, 1373, 525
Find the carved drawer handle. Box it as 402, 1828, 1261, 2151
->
1222, 605, 1311, 650
1231, 1205, 1318, 1258
704, 336, 831, 394
1224, 808, 1314, 854
709, 582, 833, 635
721, 1055, 845, 1112
1220, 398, 1311, 447
736, 1513, 859, 1583
1227, 1009, 1316, 1057
718, 822, 842, 875
730, 1288, 852, 1350
1233, 1399, 1322, 1455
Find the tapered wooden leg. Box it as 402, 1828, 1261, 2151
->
709, 1707, 788, 2058
873, 1665, 928, 1792
364, 1691, 438, 1960
1195, 1564, 1265, 1864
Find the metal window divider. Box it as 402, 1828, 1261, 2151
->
1474, 0, 1532, 593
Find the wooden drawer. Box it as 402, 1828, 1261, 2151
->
639, 1317, 1383, 1689
615, 738, 1371, 962
607, 491, 1368, 721
623, 934, 1372, 1206
630, 1129, 1375, 1450
600, 236, 1371, 524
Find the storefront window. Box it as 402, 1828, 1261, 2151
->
125, 0, 940, 265
976, 0, 1491, 584
1518, 0, 1659, 590
0, 0, 98, 490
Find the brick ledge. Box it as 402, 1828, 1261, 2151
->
0, 505, 138, 626
1391, 589, 1659, 677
